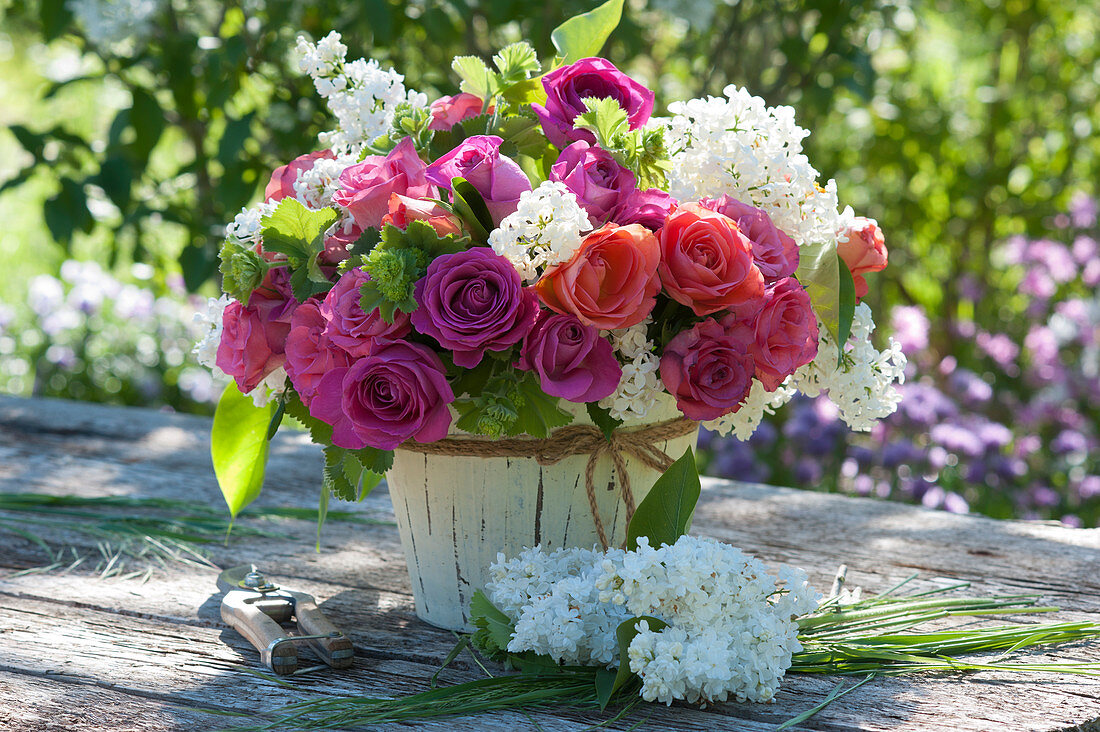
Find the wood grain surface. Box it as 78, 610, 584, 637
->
1, 395, 1098, 731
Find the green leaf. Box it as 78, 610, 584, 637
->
260, 197, 338, 260
469, 590, 515, 657
283, 390, 333, 444
607, 615, 668, 707
574, 96, 630, 144
323, 446, 360, 502
551, 0, 626, 64
837, 257, 857, 362
593, 667, 617, 709
316, 481, 330, 550
341, 226, 381, 271
493, 42, 541, 83
625, 447, 700, 550
586, 402, 622, 442
795, 241, 844, 346
266, 397, 286, 440
350, 446, 394, 475
512, 371, 573, 438
211, 382, 275, 518
451, 56, 498, 101
451, 177, 495, 238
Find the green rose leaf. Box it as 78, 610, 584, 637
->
796, 241, 856, 365
551, 0, 626, 65
211, 381, 275, 519
837, 257, 857, 361
586, 402, 622, 442
625, 447, 700, 551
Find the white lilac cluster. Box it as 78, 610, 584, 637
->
192, 295, 231, 373
67, 0, 164, 49
293, 154, 358, 209
295, 32, 428, 154
488, 536, 819, 705
791, 303, 907, 431
225, 201, 278, 244
664, 85, 841, 248
488, 182, 593, 282
705, 379, 797, 441
598, 319, 664, 421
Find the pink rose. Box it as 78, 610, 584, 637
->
549, 141, 636, 224
837, 216, 888, 299
309, 340, 454, 451
658, 203, 765, 316
332, 137, 436, 230
659, 318, 755, 421
321, 221, 362, 267
701, 196, 799, 281
320, 267, 411, 358
284, 301, 352, 405
739, 278, 819, 391
265, 150, 334, 202
215, 300, 289, 394
535, 223, 661, 330
518, 311, 622, 403
380, 193, 464, 238
428, 93, 487, 131
425, 135, 532, 224
611, 188, 678, 230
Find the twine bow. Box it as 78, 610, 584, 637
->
398, 417, 698, 548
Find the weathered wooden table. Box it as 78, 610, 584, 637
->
1, 396, 1098, 731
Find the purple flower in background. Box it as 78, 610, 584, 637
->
1061, 515, 1084, 528
881, 438, 922, 468
1069, 191, 1098, 228
532, 57, 655, 148
792, 456, 824, 484
1076, 476, 1100, 500
896, 382, 958, 426
1072, 235, 1097, 265
948, 369, 993, 405
929, 422, 984, 457
943, 492, 969, 514
975, 331, 1019, 369
890, 305, 930, 355
1019, 269, 1056, 298
1051, 429, 1088, 456
413, 248, 539, 367
548, 141, 637, 224
1029, 484, 1061, 508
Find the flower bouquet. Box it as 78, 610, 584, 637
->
198, 0, 905, 629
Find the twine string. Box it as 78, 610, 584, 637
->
398, 417, 697, 548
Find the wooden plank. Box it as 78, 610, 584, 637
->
1, 395, 1099, 731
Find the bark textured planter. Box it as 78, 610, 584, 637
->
385, 396, 699, 631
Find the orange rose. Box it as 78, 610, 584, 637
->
837, 216, 888, 300
658, 203, 764, 316
381, 193, 464, 238
535, 223, 661, 330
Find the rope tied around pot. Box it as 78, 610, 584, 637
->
398, 417, 698, 548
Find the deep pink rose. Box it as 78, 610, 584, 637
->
549, 141, 636, 224
265, 150, 334, 202
412, 248, 539, 367
308, 340, 454, 451
216, 300, 289, 394
518, 311, 621, 403
658, 203, 765, 316
321, 220, 362, 267
321, 268, 411, 358
701, 196, 798, 281
739, 278, 819, 391
249, 265, 298, 323
284, 301, 352, 405
532, 57, 655, 149
611, 188, 678, 230
425, 135, 531, 224
381, 193, 464, 238
838, 216, 888, 300
428, 93, 487, 131
332, 137, 436, 230
659, 317, 755, 421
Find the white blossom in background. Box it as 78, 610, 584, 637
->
224, 201, 278, 243
598, 319, 664, 421
67, 0, 165, 49
791, 303, 907, 431
664, 85, 841, 248
192, 295, 231, 372
295, 32, 428, 154
705, 378, 797, 440
489, 183, 593, 282
490, 536, 819, 705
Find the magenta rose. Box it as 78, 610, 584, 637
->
265, 150, 334, 202
701, 196, 799, 281
332, 137, 436, 230
411, 248, 539, 367
425, 135, 531, 224
284, 301, 352, 405
321, 267, 411, 358
532, 57, 655, 149
517, 311, 622, 403
549, 141, 636, 224
611, 188, 678, 230
309, 340, 454, 451
428, 93, 486, 131
741, 278, 819, 391
659, 317, 755, 421
216, 300, 290, 394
